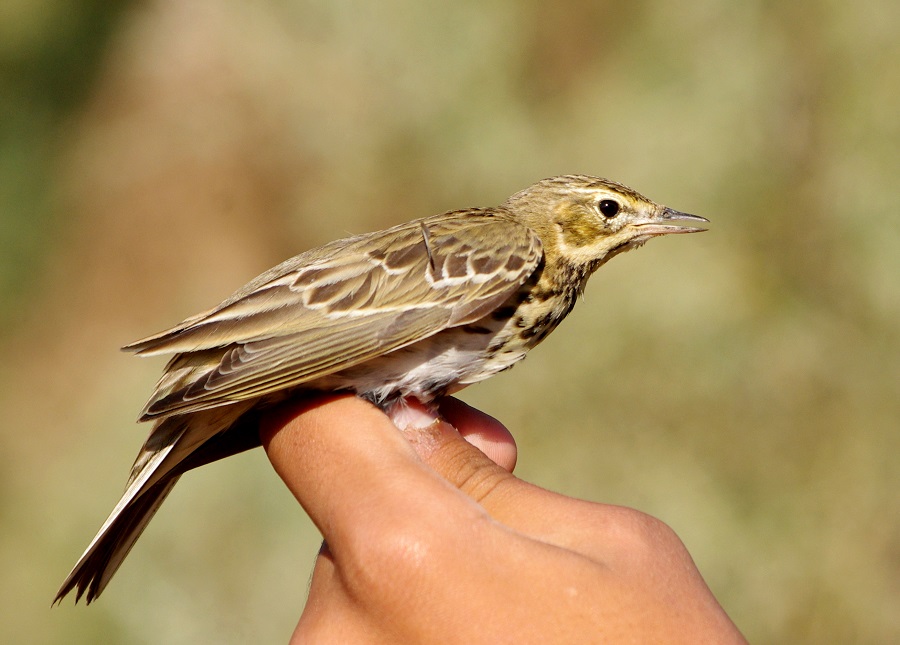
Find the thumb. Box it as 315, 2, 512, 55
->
439, 397, 518, 473
259, 395, 509, 559
398, 399, 590, 546
394, 398, 522, 513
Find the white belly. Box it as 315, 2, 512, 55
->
311, 323, 526, 404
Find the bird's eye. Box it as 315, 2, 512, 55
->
597, 199, 620, 218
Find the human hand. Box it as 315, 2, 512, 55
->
260, 395, 746, 644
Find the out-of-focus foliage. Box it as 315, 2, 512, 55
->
1, 1, 897, 643
0, 0, 129, 325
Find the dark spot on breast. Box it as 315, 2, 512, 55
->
561, 294, 578, 318
519, 326, 546, 343
518, 311, 555, 340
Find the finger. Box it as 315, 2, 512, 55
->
386, 396, 517, 472
396, 405, 629, 557
259, 395, 488, 555
438, 397, 517, 472
393, 406, 523, 512
260, 395, 590, 561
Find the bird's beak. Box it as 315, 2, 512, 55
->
630, 207, 709, 237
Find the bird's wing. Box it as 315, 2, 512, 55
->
127, 210, 542, 419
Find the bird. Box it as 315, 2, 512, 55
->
55, 174, 707, 604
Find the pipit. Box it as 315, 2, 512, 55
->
55, 174, 706, 604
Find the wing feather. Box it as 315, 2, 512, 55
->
130, 210, 542, 419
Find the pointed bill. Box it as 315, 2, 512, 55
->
630, 207, 709, 237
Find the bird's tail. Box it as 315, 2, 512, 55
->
54, 474, 181, 604
54, 402, 258, 604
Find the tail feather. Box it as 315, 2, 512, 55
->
55, 476, 180, 604
55, 401, 257, 604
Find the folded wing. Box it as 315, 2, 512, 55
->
125, 210, 542, 420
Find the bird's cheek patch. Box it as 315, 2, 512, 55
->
559, 210, 603, 248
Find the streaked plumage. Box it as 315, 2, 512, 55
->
55, 174, 707, 604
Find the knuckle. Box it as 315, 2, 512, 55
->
602, 507, 687, 565
436, 438, 514, 505
339, 517, 446, 601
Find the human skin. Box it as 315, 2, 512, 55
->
260, 395, 747, 644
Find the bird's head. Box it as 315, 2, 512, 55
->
503, 175, 708, 272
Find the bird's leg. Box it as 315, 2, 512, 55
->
384, 396, 442, 430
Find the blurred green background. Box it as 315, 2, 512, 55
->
2, 1, 898, 642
